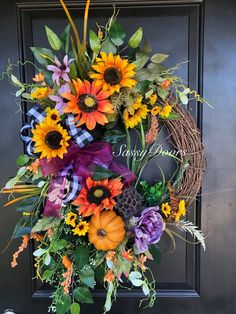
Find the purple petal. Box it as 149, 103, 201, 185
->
47, 65, 60, 73
55, 57, 62, 67
61, 72, 70, 82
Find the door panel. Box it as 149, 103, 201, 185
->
0, 0, 235, 313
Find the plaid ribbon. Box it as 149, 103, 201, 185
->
20, 105, 46, 155
60, 164, 82, 203
65, 114, 93, 148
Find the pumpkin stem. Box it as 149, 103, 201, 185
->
97, 229, 106, 237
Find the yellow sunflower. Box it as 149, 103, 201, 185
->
72, 221, 89, 236
90, 52, 137, 94
65, 212, 77, 227
45, 108, 61, 123
32, 119, 71, 159
175, 200, 186, 222
123, 97, 148, 128
31, 87, 50, 99
161, 202, 171, 217
160, 105, 172, 118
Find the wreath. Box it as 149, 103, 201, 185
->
1, 1, 207, 313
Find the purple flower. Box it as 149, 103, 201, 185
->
47, 55, 73, 86
134, 206, 165, 253
49, 83, 71, 114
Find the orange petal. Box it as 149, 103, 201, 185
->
86, 113, 96, 130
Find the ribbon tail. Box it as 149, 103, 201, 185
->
109, 161, 136, 186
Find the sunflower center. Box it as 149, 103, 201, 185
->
87, 185, 111, 205
45, 131, 63, 150
78, 94, 98, 113
50, 114, 58, 121
97, 229, 106, 237
104, 67, 122, 85
79, 224, 84, 230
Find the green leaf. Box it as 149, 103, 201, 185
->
129, 27, 143, 48
22, 92, 32, 100
149, 244, 161, 265
89, 30, 101, 53
95, 263, 105, 284
56, 295, 71, 314
11, 75, 22, 87
92, 165, 116, 180
31, 217, 61, 233
51, 239, 68, 252
159, 112, 180, 120
5, 176, 19, 189
101, 38, 117, 54
142, 282, 150, 296
133, 52, 149, 69
70, 303, 81, 314
69, 62, 77, 79
141, 40, 152, 55
109, 22, 126, 46
73, 287, 94, 304
15, 88, 25, 97
137, 80, 151, 94
156, 87, 169, 101
44, 253, 51, 266
74, 245, 89, 271
16, 196, 37, 213
61, 24, 71, 53
42, 269, 54, 281
103, 130, 126, 144
12, 225, 31, 239
45, 26, 62, 51
79, 266, 95, 289
178, 88, 190, 105
151, 53, 169, 64
16, 154, 30, 167
33, 248, 47, 257
30, 47, 54, 66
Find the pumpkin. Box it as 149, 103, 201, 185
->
88, 211, 126, 251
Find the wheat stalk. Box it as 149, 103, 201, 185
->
176, 220, 206, 251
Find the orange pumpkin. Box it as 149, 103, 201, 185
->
88, 211, 126, 251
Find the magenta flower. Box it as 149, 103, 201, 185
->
49, 83, 71, 114
47, 55, 73, 86
134, 206, 165, 253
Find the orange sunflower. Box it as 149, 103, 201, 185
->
90, 52, 137, 94
73, 177, 123, 217
62, 79, 114, 130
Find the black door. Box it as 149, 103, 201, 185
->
0, 0, 236, 313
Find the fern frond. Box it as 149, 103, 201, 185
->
176, 220, 206, 251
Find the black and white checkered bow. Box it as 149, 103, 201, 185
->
59, 164, 82, 203
65, 114, 93, 148
20, 105, 46, 155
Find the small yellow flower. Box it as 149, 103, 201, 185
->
65, 212, 77, 227
175, 200, 186, 222
45, 108, 61, 123
31, 87, 49, 99
151, 106, 161, 116
161, 202, 171, 217
123, 97, 148, 128
149, 93, 157, 105
72, 221, 89, 236
160, 105, 172, 118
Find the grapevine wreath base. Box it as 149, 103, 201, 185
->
165, 104, 205, 207
1, 1, 207, 313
